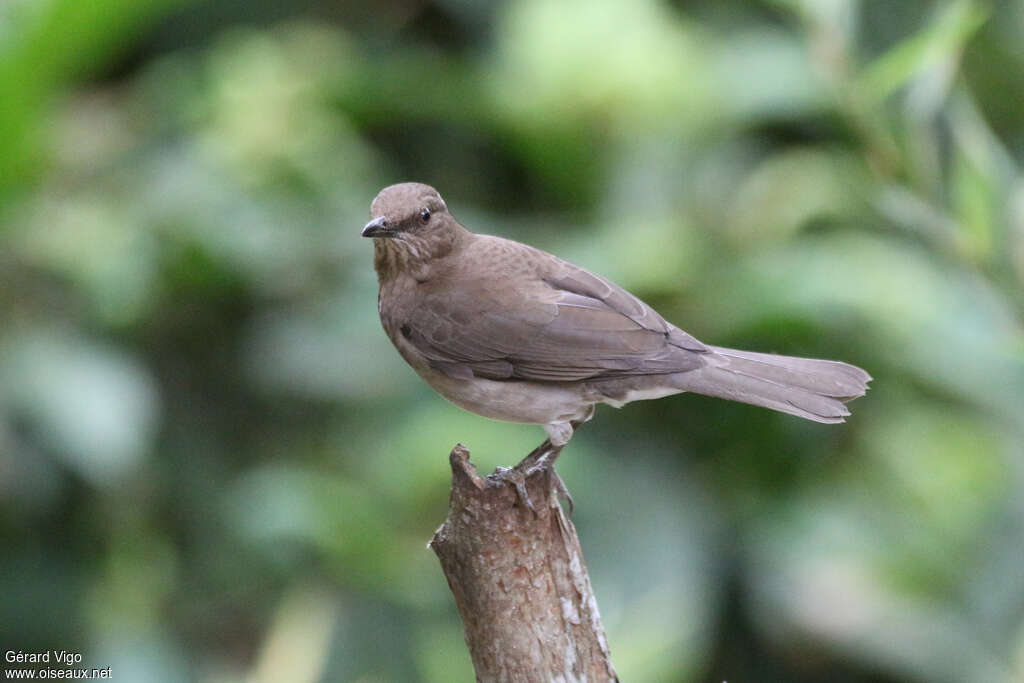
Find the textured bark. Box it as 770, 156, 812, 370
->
429, 443, 618, 683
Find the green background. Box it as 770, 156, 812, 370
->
2, 0, 1023, 681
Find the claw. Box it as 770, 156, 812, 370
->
490, 466, 535, 513
488, 428, 582, 516
551, 468, 574, 516
525, 455, 574, 516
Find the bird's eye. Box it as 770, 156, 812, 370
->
419, 208, 431, 223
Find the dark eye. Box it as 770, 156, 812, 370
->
419, 208, 431, 223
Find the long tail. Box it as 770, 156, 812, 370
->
672, 346, 872, 423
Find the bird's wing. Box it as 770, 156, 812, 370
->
404, 247, 709, 382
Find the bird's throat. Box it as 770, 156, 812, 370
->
372, 225, 468, 284
373, 237, 431, 284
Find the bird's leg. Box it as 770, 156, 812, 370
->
550, 416, 590, 514
521, 437, 559, 470
489, 437, 556, 514
529, 449, 573, 516
526, 417, 589, 513
488, 417, 589, 514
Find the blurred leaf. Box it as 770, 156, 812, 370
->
413, 619, 475, 683
952, 134, 996, 261
856, 0, 989, 103
713, 27, 829, 123
1, 329, 160, 485
745, 417, 1014, 683
491, 0, 714, 133
699, 233, 1024, 427
14, 192, 162, 325
243, 288, 417, 402
248, 585, 336, 683
573, 450, 722, 682
0, 0, 192, 196
93, 630, 189, 683
222, 464, 441, 606
197, 24, 372, 192
725, 148, 869, 244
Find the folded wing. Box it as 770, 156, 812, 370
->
404, 246, 709, 382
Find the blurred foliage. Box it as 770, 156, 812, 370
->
2, 0, 1024, 681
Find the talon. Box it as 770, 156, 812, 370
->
552, 468, 574, 516
489, 435, 576, 516
523, 449, 575, 516
490, 466, 535, 513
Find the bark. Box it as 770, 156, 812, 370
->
429, 443, 619, 683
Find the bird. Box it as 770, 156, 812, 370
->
362, 182, 870, 458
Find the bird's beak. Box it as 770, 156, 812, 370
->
361, 216, 396, 238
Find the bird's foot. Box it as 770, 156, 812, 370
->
490, 465, 534, 513
549, 465, 574, 516
488, 437, 575, 515
523, 444, 574, 516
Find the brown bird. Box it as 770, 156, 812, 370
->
363, 182, 870, 454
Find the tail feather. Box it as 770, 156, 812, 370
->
673, 347, 871, 423
708, 346, 871, 401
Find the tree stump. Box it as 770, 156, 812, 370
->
429, 443, 618, 683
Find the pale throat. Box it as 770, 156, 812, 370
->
373, 237, 432, 283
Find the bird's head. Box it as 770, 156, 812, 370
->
362, 183, 466, 274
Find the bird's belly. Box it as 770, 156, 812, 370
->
422, 370, 592, 426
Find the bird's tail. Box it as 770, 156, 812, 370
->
672, 346, 871, 423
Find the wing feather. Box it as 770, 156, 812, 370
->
405, 241, 709, 381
